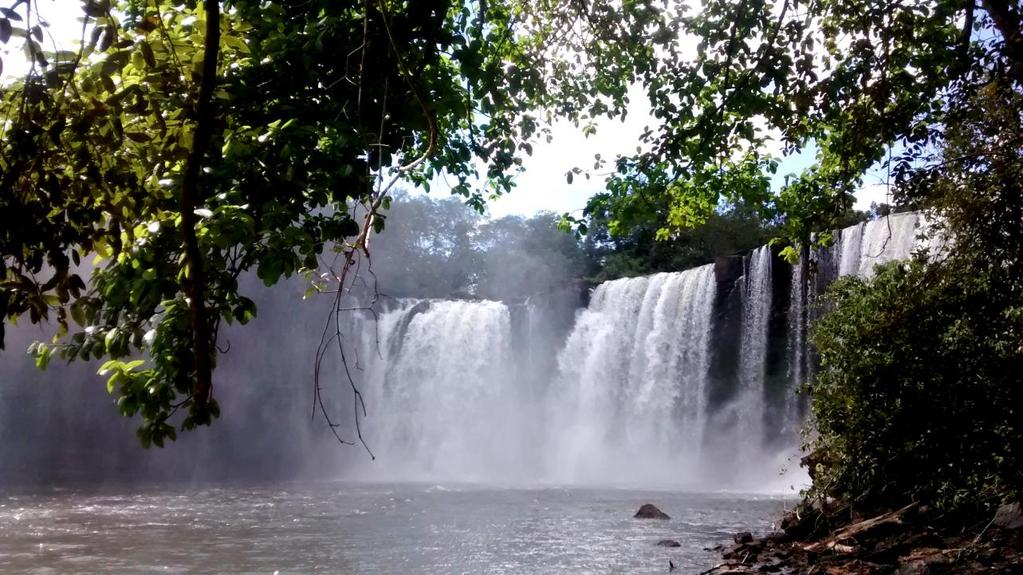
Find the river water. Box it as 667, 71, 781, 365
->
0, 482, 793, 574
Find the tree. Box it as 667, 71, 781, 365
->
2, 0, 681, 445
369, 193, 595, 300
581, 201, 776, 282
806, 78, 1023, 515
561, 0, 1023, 253
4, 0, 1021, 452
367, 192, 483, 299
1, 0, 646, 446
475, 212, 594, 299
808, 258, 1022, 513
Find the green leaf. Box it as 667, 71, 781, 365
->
139, 40, 156, 68
70, 302, 86, 326
34, 344, 51, 370
780, 245, 799, 264
223, 34, 249, 54
98, 359, 117, 376
125, 131, 152, 143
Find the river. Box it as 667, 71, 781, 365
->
0, 482, 793, 574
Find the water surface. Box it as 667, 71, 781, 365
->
0, 483, 794, 574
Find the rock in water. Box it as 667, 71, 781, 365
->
656, 539, 681, 547
634, 503, 670, 520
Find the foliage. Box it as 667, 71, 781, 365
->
565, 0, 1023, 250
2, 0, 1021, 460
371, 192, 778, 298
807, 260, 1022, 513
806, 80, 1023, 514
582, 201, 776, 282
368, 193, 483, 299
897, 82, 1023, 280
475, 210, 596, 299
1, 0, 638, 446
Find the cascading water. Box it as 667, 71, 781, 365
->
353, 268, 723, 486
837, 222, 864, 277
345, 215, 928, 488
735, 247, 772, 459
857, 214, 924, 276
547, 265, 717, 485
783, 257, 806, 438
355, 299, 539, 482
837, 212, 925, 278
0, 212, 932, 491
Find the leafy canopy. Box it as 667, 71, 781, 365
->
806, 80, 1023, 514
567, 0, 1023, 254
0, 0, 667, 446
3, 0, 1022, 453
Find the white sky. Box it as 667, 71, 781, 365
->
487, 84, 653, 218
0, 0, 82, 84
485, 119, 886, 218
5, 1, 886, 218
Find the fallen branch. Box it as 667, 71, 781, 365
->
803, 502, 920, 554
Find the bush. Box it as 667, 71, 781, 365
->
806, 258, 1023, 514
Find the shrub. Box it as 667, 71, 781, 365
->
806, 258, 1022, 514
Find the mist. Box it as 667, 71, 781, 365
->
0, 193, 593, 487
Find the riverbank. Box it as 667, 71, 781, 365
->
704, 500, 1023, 574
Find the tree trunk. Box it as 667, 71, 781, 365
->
180, 0, 221, 407
983, 0, 1023, 85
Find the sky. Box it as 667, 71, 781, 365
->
3, 1, 890, 220
485, 118, 889, 219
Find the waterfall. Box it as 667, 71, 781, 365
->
1, 212, 932, 490
836, 213, 924, 278
858, 214, 923, 276
345, 215, 928, 487
736, 247, 772, 455
356, 299, 538, 482
783, 256, 806, 438
837, 222, 864, 277
548, 265, 716, 485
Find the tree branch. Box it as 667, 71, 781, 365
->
958, 0, 975, 73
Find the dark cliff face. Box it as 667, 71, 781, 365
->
708, 255, 745, 409
704, 248, 805, 448
509, 283, 589, 397
764, 246, 797, 447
